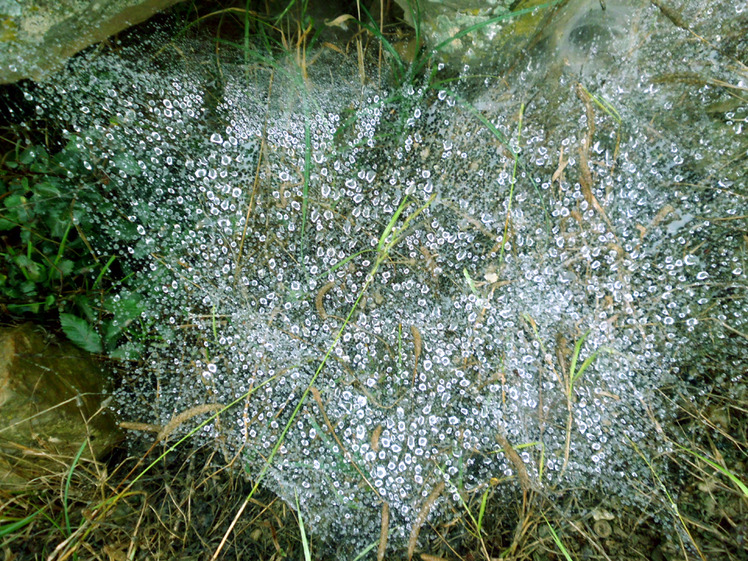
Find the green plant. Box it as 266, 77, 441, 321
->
358, 0, 563, 89
543, 515, 574, 561
0, 138, 147, 356
0, 142, 94, 315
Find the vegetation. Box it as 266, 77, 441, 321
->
1, 1, 746, 560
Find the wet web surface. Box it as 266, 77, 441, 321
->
23, 0, 746, 553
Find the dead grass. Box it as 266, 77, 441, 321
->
3, 381, 743, 561
1, 2, 746, 560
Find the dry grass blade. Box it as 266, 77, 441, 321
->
315, 281, 335, 320
157, 403, 225, 442
575, 83, 616, 236
496, 434, 532, 494
378, 501, 390, 561
407, 481, 445, 560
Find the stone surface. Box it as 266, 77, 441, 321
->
392, 0, 558, 68
0, 0, 185, 84
0, 323, 121, 486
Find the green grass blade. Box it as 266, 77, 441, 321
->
52, 220, 73, 268
544, 517, 574, 561
63, 440, 88, 537
463, 268, 479, 296
351, 539, 379, 561
438, 89, 513, 152
579, 84, 621, 123
674, 443, 748, 497
0, 507, 46, 538
477, 487, 489, 535
295, 490, 312, 561
568, 330, 590, 384
377, 196, 410, 253
92, 255, 116, 289
386, 193, 436, 251
573, 347, 604, 384
316, 249, 375, 280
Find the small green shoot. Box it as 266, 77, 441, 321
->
438, 467, 491, 559
463, 268, 479, 297
567, 330, 613, 397
351, 539, 380, 561
477, 487, 489, 535
543, 515, 574, 561
92, 255, 116, 289
63, 440, 88, 537
673, 443, 748, 498
295, 490, 312, 561
0, 507, 47, 538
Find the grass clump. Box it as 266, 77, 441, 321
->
1, 1, 747, 560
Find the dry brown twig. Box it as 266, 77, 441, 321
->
378, 501, 390, 561
407, 481, 446, 560
575, 83, 616, 237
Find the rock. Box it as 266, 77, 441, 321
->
391, 0, 558, 68
0, 323, 121, 486
0, 0, 184, 84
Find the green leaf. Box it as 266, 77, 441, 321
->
55, 259, 75, 277
19, 280, 37, 295
109, 342, 143, 360
113, 153, 142, 177
0, 507, 46, 538
74, 295, 96, 322
19, 146, 40, 165
60, 313, 103, 353
34, 181, 62, 199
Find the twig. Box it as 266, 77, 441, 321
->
410, 325, 422, 384
378, 502, 390, 561
496, 433, 533, 493
575, 83, 616, 236
407, 481, 445, 560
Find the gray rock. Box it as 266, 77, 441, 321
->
391, 0, 555, 68
0, 324, 121, 487
0, 0, 184, 84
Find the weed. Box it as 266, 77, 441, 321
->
544, 515, 574, 561
2, 1, 746, 560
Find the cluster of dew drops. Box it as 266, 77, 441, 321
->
26, 11, 747, 547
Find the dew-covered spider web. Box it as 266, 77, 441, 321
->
25, 0, 746, 555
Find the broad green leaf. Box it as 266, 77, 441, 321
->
60, 313, 103, 353
113, 153, 142, 177
55, 259, 75, 276
34, 181, 62, 199
109, 342, 143, 361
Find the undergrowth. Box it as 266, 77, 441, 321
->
1, 1, 746, 561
